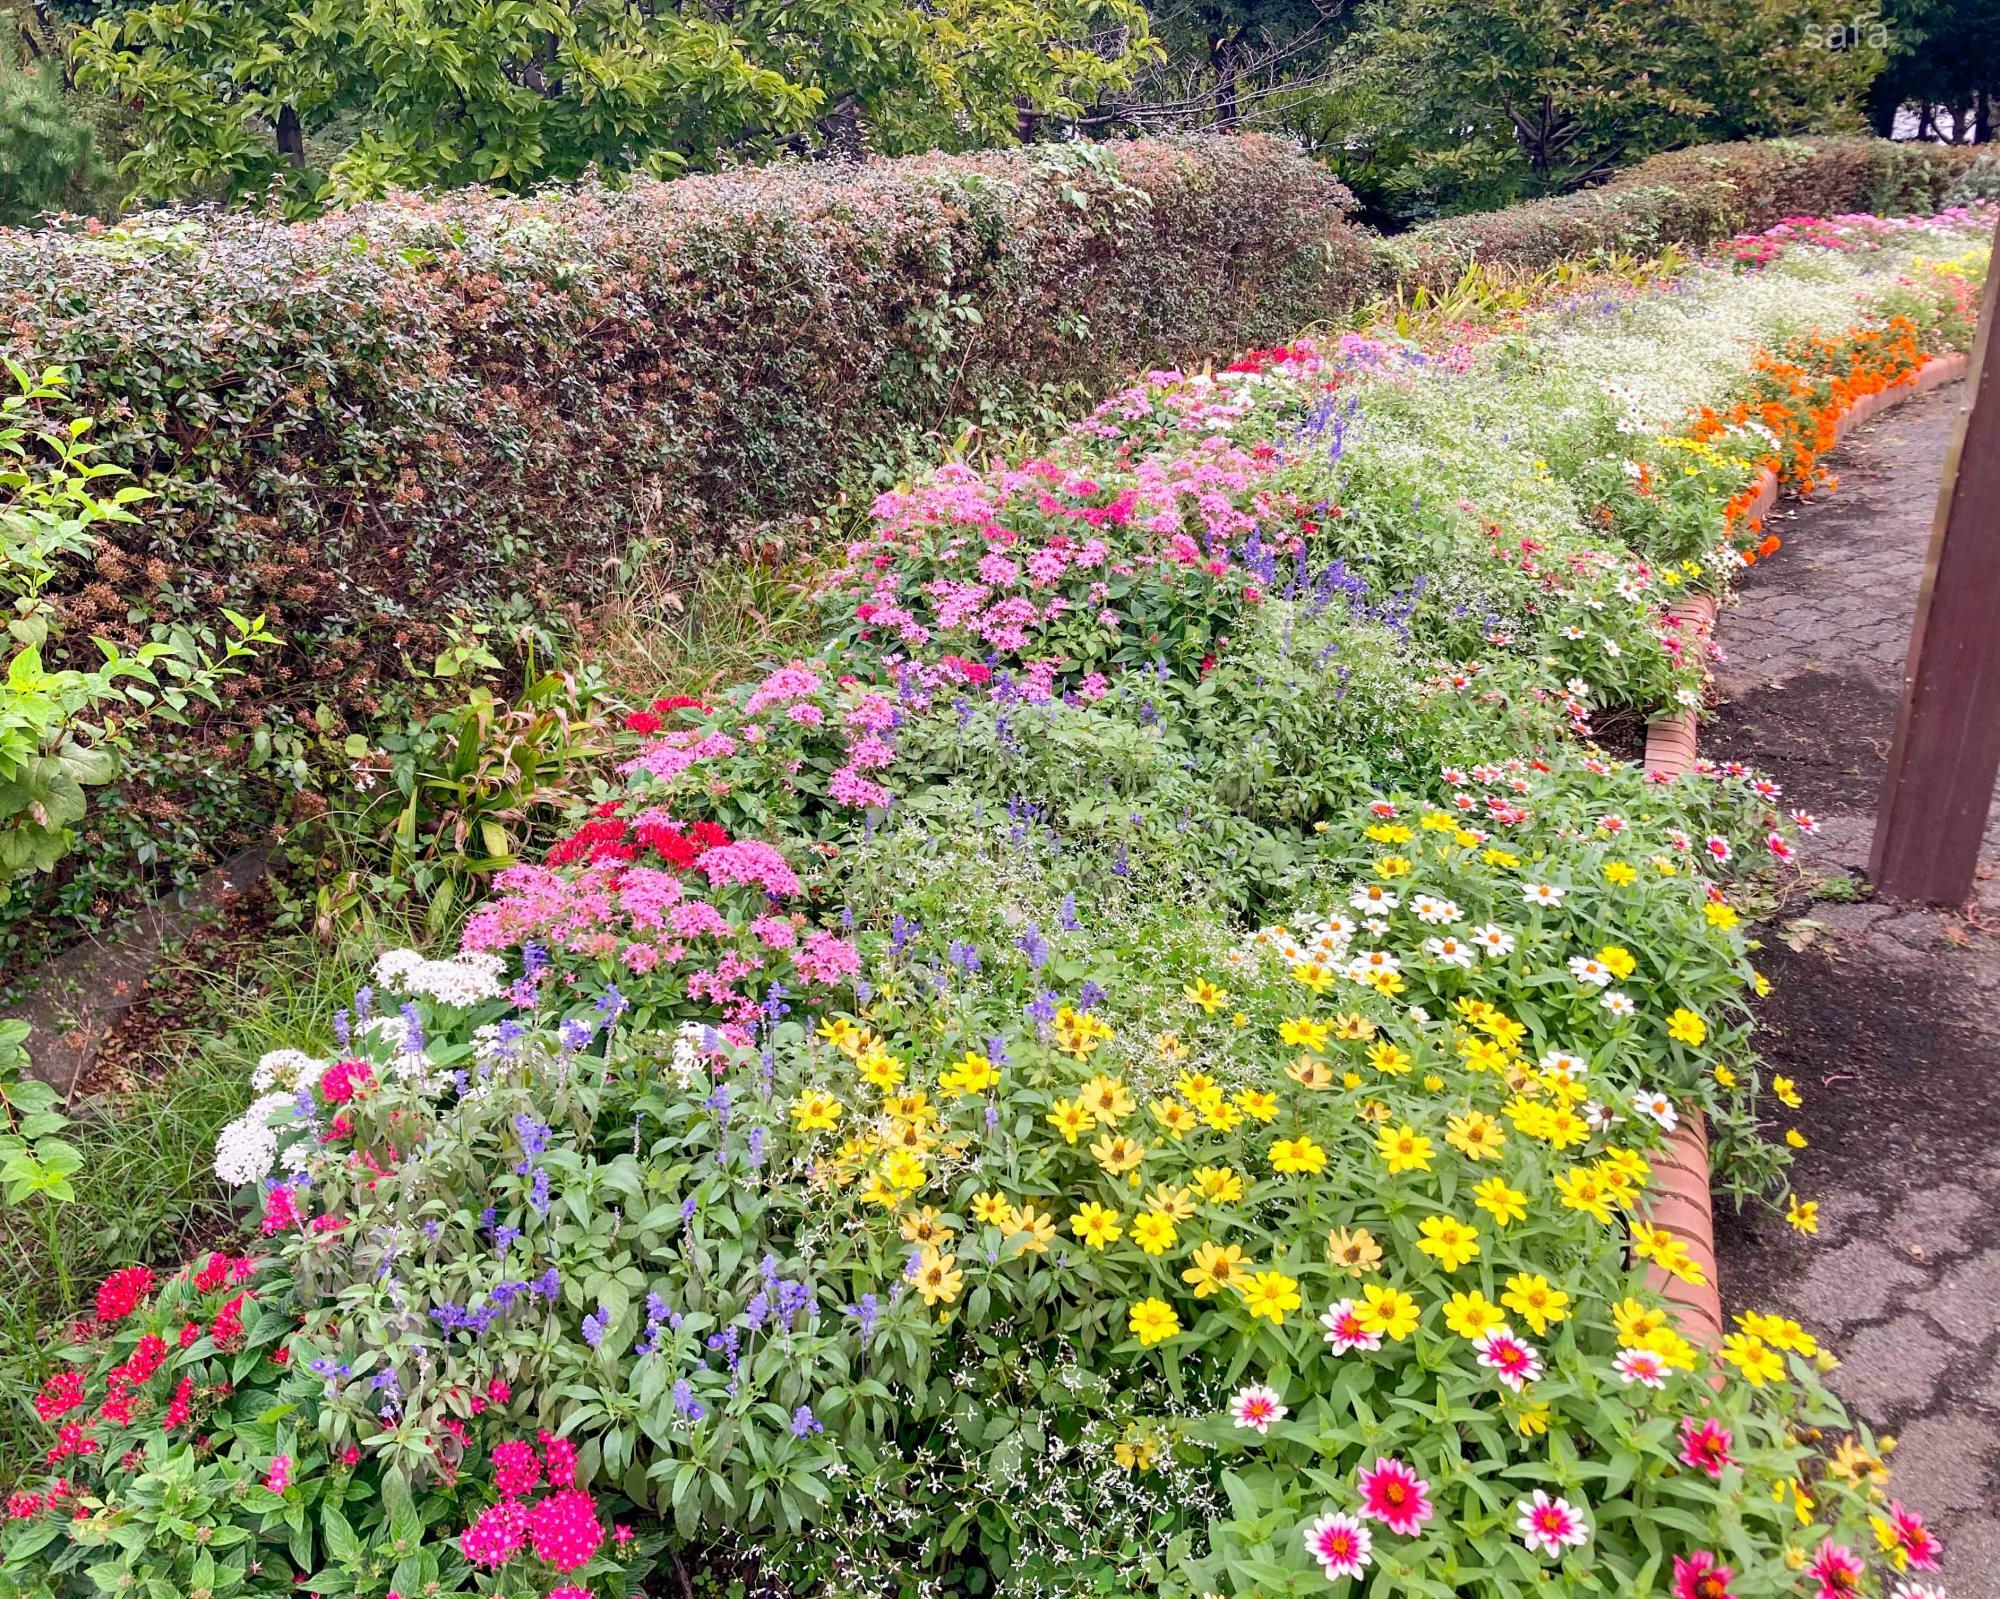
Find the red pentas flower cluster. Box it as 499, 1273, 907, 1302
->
94, 1266, 155, 1324
14, 1254, 270, 1517
460, 1433, 605, 1575
621, 693, 709, 736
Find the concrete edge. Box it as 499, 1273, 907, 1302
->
1636, 348, 1970, 1345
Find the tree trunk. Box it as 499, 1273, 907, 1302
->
1209, 34, 1238, 129
276, 104, 307, 168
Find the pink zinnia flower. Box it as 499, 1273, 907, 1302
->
1809, 1542, 1866, 1597
1674, 1551, 1738, 1599
1228, 1384, 1287, 1434
1355, 1457, 1433, 1537
1515, 1490, 1589, 1558
1303, 1511, 1373, 1579
1474, 1328, 1543, 1391
1881, 1502, 1942, 1571
1678, 1416, 1733, 1478
1319, 1298, 1383, 1355
1612, 1346, 1669, 1389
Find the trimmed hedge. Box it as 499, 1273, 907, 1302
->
0, 130, 1973, 966
1404, 136, 1975, 278
3, 135, 1367, 666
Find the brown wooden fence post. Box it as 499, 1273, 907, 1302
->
1868, 213, 2000, 905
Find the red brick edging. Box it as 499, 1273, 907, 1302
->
1635, 349, 1970, 1345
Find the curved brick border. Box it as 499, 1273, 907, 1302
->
1637, 349, 1970, 1344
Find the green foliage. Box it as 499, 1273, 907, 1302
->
0, 364, 274, 905
70, 0, 1158, 210
309, 664, 615, 939
1316, 0, 1884, 224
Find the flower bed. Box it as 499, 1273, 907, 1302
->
0, 135, 1979, 977
3, 211, 1987, 1599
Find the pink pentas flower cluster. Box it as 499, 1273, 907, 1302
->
461, 1434, 604, 1576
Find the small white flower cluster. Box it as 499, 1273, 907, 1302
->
372, 948, 508, 1007
669, 1021, 727, 1086
250, 1047, 327, 1094
1241, 912, 1356, 971
214, 1091, 299, 1186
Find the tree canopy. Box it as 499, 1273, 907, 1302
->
70, 0, 1156, 208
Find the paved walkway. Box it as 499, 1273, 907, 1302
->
1707, 379, 2000, 1592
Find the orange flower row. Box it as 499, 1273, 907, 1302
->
1686, 316, 1931, 564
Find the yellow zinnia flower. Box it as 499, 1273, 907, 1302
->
1182, 1240, 1249, 1297
1501, 1273, 1570, 1336
789, 1088, 843, 1133
1128, 1297, 1181, 1347
1236, 1270, 1302, 1325
1269, 1135, 1328, 1175
1070, 1201, 1122, 1249
1375, 1123, 1434, 1175
912, 1246, 963, 1307
1415, 1214, 1481, 1271
1353, 1282, 1419, 1341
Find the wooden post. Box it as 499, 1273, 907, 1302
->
1869, 212, 2000, 904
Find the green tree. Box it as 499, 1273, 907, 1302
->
1866, 0, 2000, 140
1108, 0, 1352, 131
70, 0, 1156, 211
0, 23, 105, 224
1314, 0, 1880, 221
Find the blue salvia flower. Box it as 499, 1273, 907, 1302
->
673, 1379, 707, 1422
791, 1405, 824, 1438
400, 1003, 424, 1055
332, 1009, 351, 1049
581, 1304, 610, 1349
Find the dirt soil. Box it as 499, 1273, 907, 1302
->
1704, 380, 2000, 1591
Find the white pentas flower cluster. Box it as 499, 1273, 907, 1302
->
216, 1047, 332, 1182
372, 948, 507, 1007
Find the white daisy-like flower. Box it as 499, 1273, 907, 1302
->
1600, 990, 1636, 1018
1471, 923, 1516, 958
1633, 1090, 1678, 1131
1515, 1490, 1590, 1558
1346, 950, 1401, 981
1538, 1050, 1588, 1082
1522, 883, 1565, 908
1567, 956, 1613, 988
1349, 884, 1399, 915
1584, 1101, 1622, 1132
1425, 935, 1477, 968
1410, 895, 1461, 925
